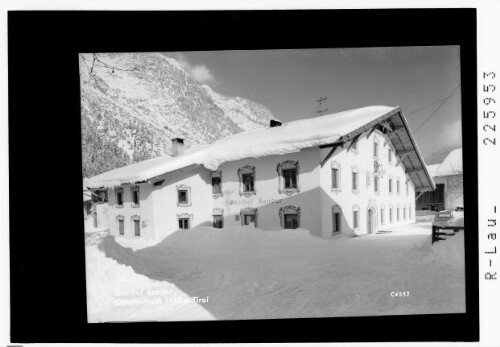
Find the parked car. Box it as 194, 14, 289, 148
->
432, 206, 464, 243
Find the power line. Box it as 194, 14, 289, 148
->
413, 84, 461, 134
405, 89, 460, 117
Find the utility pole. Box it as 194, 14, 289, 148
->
316, 96, 328, 116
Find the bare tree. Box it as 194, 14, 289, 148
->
80, 53, 138, 85
446, 161, 463, 200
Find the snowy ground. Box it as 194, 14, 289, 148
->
85, 221, 465, 322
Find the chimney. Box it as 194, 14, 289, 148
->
171, 138, 185, 157
270, 119, 282, 127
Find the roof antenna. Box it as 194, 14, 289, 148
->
316, 96, 328, 116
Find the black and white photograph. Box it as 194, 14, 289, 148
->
81, 47, 465, 322
7, 7, 489, 345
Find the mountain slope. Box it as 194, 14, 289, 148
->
79, 52, 274, 178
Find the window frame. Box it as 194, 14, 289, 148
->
240, 207, 258, 227
131, 185, 140, 208
279, 205, 301, 229
238, 165, 256, 198
352, 205, 360, 230
277, 160, 300, 196
131, 215, 141, 237
380, 205, 385, 225
331, 161, 341, 192
211, 170, 223, 199
115, 187, 124, 207
212, 208, 224, 229
116, 215, 125, 235
176, 184, 192, 207
332, 205, 342, 234
177, 213, 193, 229
351, 166, 359, 193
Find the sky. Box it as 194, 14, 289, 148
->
163, 46, 461, 158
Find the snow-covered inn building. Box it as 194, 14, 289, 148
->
84, 106, 435, 239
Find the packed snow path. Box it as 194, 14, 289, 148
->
87, 222, 465, 321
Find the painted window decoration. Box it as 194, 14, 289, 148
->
211, 171, 223, 199
389, 205, 394, 223
116, 215, 125, 235
238, 165, 256, 198
406, 179, 410, 195
374, 141, 379, 158
279, 205, 301, 230
131, 215, 140, 237
332, 205, 342, 234
397, 206, 400, 221
351, 166, 359, 193
240, 207, 258, 227
352, 205, 360, 230
331, 161, 341, 192
131, 186, 140, 207
212, 208, 224, 229
403, 206, 407, 220
397, 178, 401, 195
374, 175, 379, 193
388, 148, 393, 164
92, 189, 108, 204
380, 205, 385, 225
176, 184, 192, 207
177, 213, 193, 229
115, 187, 124, 207
277, 160, 300, 196
388, 175, 393, 194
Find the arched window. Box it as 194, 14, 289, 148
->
389, 204, 394, 223
238, 165, 256, 198
388, 174, 394, 194
331, 161, 341, 192
332, 205, 342, 234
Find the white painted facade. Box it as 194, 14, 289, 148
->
95, 129, 416, 240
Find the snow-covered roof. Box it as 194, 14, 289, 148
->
426, 164, 440, 178
434, 149, 462, 177
85, 105, 435, 191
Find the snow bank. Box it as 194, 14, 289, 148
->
85, 106, 398, 188
431, 231, 465, 268
85, 231, 215, 322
